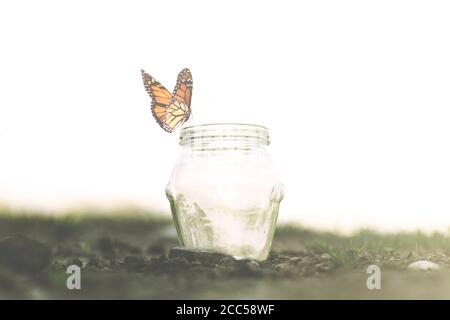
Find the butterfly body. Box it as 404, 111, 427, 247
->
141, 68, 193, 133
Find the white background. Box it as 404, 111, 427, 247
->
1, 1, 449, 232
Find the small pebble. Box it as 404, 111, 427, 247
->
407, 260, 441, 271
314, 262, 332, 271
321, 253, 332, 260
289, 257, 303, 263
217, 256, 236, 267
240, 259, 260, 270
274, 262, 290, 271
234, 259, 261, 276
296, 260, 313, 268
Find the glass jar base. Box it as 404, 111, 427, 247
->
168, 192, 280, 261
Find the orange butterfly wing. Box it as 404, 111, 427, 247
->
172, 68, 193, 108
141, 70, 172, 105
141, 69, 192, 133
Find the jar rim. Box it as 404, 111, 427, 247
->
180, 122, 269, 132
179, 123, 270, 147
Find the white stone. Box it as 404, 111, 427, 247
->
407, 260, 441, 271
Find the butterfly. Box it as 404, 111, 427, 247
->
141, 68, 193, 133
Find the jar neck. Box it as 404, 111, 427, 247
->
179, 123, 270, 152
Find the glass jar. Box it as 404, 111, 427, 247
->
165, 123, 284, 261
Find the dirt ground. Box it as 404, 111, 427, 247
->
1, 210, 450, 299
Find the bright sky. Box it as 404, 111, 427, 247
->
1, 1, 450, 232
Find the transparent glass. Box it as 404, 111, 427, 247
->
165, 123, 284, 260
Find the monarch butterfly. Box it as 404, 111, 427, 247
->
141, 68, 193, 133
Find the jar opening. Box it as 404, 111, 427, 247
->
179, 123, 270, 150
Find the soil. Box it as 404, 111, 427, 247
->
1, 212, 450, 299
